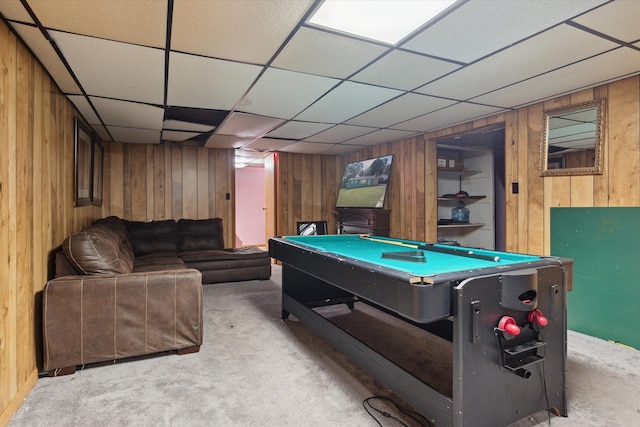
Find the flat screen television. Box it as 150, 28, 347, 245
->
335, 155, 393, 209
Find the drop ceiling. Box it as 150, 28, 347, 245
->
1, 0, 639, 167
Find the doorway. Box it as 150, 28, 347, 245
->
235, 166, 266, 248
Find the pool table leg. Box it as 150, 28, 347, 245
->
282, 305, 291, 320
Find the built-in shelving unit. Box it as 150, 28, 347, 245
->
437, 147, 495, 249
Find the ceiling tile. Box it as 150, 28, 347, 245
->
402, 0, 608, 63
11, 23, 80, 94
344, 129, 418, 146
242, 137, 295, 152
108, 126, 161, 144
0, 0, 33, 23
51, 31, 164, 104
391, 103, 504, 132
267, 121, 335, 140
573, 1, 640, 43
162, 130, 200, 142
29, 0, 167, 48
203, 134, 254, 150
473, 47, 640, 107
417, 24, 618, 101
240, 68, 340, 119
90, 97, 164, 130
235, 150, 271, 161
171, 0, 314, 64
67, 95, 101, 125
346, 93, 456, 128
319, 144, 363, 155
167, 52, 262, 109
295, 81, 402, 123
278, 141, 337, 154
351, 50, 460, 90
304, 124, 377, 143
162, 120, 215, 133
216, 112, 286, 138
271, 26, 388, 78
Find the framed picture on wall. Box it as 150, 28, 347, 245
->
91, 139, 104, 206
74, 117, 93, 207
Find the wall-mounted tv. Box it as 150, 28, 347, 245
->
335, 155, 393, 209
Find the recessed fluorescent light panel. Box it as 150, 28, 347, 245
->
308, 0, 457, 45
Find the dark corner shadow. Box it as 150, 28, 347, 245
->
34, 246, 63, 374
283, 301, 454, 399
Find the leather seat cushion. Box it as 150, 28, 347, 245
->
133, 253, 186, 272
179, 246, 269, 262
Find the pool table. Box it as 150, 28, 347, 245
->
269, 234, 573, 427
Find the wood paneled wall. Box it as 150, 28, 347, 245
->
105, 142, 236, 248
273, 152, 342, 236
274, 76, 640, 258
504, 77, 640, 255
0, 22, 102, 426
273, 136, 436, 240
339, 135, 433, 241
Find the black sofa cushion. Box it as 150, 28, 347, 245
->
125, 220, 178, 257
179, 246, 267, 262
176, 218, 225, 252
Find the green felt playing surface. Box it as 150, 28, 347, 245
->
283, 234, 540, 277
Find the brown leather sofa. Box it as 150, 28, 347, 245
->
43, 216, 271, 375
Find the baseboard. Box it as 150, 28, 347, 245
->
0, 369, 38, 427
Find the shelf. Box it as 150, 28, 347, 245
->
438, 195, 486, 201
438, 223, 485, 229
438, 169, 481, 176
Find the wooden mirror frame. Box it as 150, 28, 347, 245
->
74, 117, 93, 206
540, 99, 605, 176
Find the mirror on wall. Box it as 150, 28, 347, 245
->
540, 99, 604, 176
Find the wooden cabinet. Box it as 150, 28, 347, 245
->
336, 208, 390, 236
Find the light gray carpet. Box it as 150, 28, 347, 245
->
9, 266, 640, 427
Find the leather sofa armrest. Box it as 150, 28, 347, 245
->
43, 269, 203, 373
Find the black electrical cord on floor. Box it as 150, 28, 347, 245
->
362, 395, 434, 427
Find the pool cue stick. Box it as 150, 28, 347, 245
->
360, 234, 500, 262
359, 235, 437, 284
420, 243, 501, 262
359, 234, 422, 250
